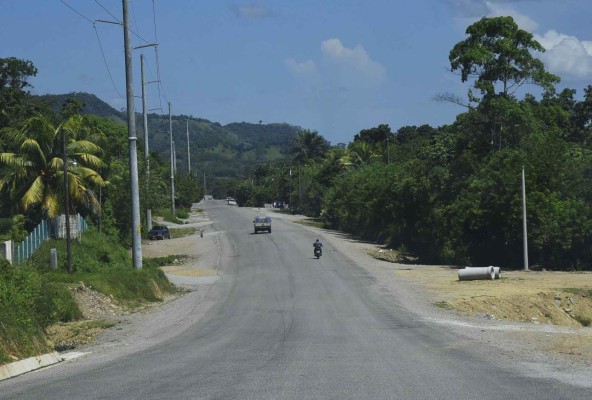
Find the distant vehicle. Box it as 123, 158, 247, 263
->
253, 216, 271, 234
148, 225, 171, 240
227, 197, 237, 206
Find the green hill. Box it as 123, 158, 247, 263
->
37, 93, 301, 195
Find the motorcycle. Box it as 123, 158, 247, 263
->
314, 247, 322, 259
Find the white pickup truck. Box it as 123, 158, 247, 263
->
253, 216, 272, 234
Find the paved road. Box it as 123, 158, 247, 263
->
1, 201, 590, 399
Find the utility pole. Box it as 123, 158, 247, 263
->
386, 136, 390, 165
169, 102, 175, 215
123, 0, 142, 269
173, 141, 177, 173
298, 163, 302, 212
522, 166, 529, 271
141, 54, 152, 231
186, 119, 191, 174
61, 126, 72, 274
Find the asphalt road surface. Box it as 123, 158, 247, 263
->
1, 201, 590, 399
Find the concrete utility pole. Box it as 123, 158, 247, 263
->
386, 136, 390, 165
522, 166, 529, 271
140, 54, 152, 231
169, 102, 175, 215
61, 126, 72, 274
123, 0, 142, 269
173, 141, 177, 173
186, 119, 191, 174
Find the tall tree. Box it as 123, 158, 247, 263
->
0, 57, 38, 129
0, 116, 105, 218
290, 130, 329, 164
449, 16, 559, 99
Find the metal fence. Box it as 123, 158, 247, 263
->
12, 214, 88, 265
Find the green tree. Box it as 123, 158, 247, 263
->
449, 16, 559, 99
175, 173, 205, 208
0, 116, 106, 218
0, 57, 39, 129
290, 130, 329, 164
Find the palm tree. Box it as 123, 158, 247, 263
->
0, 115, 106, 218
290, 130, 329, 164
338, 141, 380, 170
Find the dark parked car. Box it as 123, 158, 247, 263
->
148, 225, 170, 240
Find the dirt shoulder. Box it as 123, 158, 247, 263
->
46, 206, 219, 353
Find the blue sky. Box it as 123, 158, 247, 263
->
1, 0, 591, 144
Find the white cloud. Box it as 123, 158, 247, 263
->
320, 38, 386, 82
534, 31, 592, 79
284, 58, 316, 75
484, 1, 538, 32
232, 5, 271, 18
448, 1, 592, 79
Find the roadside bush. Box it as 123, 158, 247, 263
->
176, 208, 189, 219
156, 208, 183, 224
0, 265, 49, 359
37, 282, 82, 325
30, 230, 129, 273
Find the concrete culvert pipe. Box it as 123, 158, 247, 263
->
492, 266, 501, 279
458, 266, 495, 281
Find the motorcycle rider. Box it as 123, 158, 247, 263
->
313, 239, 323, 256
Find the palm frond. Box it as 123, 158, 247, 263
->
42, 190, 60, 218
68, 140, 103, 155
76, 166, 106, 184
21, 176, 45, 210
74, 153, 106, 169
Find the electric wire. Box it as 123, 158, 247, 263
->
143, 56, 164, 112
95, 0, 152, 45
94, 0, 120, 23
60, 0, 167, 106
151, 0, 168, 105
94, 24, 124, 98
131, 0, 140, 33
60, 0, 123, 99
60, 0, 93, 24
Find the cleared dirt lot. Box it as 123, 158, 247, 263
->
393, 266, 592, 363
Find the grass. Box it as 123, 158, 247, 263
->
573, 315, 592, 327
434, 301, 454, 310
562, 288, 592, 297
294, 218, 325, 229
170, 227, 198, 237
156, 208, 183, 224
0, 228, 178, 364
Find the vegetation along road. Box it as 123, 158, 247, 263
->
1, 200, 590, 399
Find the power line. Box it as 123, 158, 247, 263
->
154, 47, 169, 103
95, 0, 151, 45
131, 0, 140, 34
151, 1, 168, 104
60, 0, 123, 99
94, 24, 124, 98
60, 0, 93, 24
61, 0, 166, 105
94, 0, 120, 23
143, 56, 164, 113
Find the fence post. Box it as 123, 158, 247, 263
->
50, 248, 58, 270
